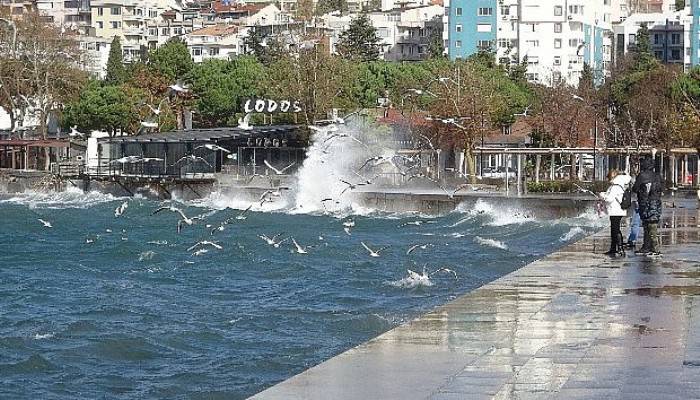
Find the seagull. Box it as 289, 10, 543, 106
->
140, 120, 159, 129
169, 82, 189, 93
192, 248, 208, 256
361, 242, 390, 258
235, 204, 252, 220
114, 200, 129, 217
238, 113, 252, 130
263, 160, 296, 175
68, 125, 84, 138
429, 267, 458, 280
173, 155, 212, 168
324, 133, 368, 148
209, 205, 252, 235
187, 240, 223, 252
258, 233, 285, 246
37, 218, 52, 228
513, 104, 531, 117
152, 206, 203, 233
342, 219, 355, 228
406, 243, 433, 255
343, 227, 352, 236
259, 189, 283, 206
194, 144, 231, 153
339, 179, 366, 195
291, 237, 310, 254
438, 183, 471, 199
109, 156, 143, 164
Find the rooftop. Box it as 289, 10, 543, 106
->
188, 23, 240, 36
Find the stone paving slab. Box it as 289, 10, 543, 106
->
250, 207, 700, 400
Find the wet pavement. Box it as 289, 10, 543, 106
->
251, 206, 700, 400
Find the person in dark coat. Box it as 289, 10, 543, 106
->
632, 158, 663, 255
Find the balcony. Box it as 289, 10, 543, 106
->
396, 35, 431, 45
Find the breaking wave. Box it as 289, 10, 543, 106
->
0, 187, 123, 209
474, 236, 508, 250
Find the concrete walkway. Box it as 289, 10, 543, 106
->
251, 206, 700, 400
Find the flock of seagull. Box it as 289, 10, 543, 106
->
33, 197, 459, 283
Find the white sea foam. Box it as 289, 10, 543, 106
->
559, 226, 585, 242
0, 186, 123, 209
474, 236, 508, 250
457, 199, 535, 226
138, 250, 156, 261
388, 269, 434, 288
33, 332, 54, 340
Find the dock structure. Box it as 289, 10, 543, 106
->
67, 126, 306, 199
251, 204, 700, 400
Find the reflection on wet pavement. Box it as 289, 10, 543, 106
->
251, 207, 700, 400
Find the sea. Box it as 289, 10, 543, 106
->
0, 189, 603, 399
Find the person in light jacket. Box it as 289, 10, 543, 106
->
600, 170, 632, 256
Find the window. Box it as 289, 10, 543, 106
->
455, 7, 462, 16
111, 21, 121, 29
502, 125, 512, 135
97, 21, 103, 29
477, 40, 492, 50
501, 6, 509, 15
552, 71, 562, 83
444, 6, 448, 16
455, 40, 462, 48
569, 38, 581, 47
628, 34, 636, 44
209, 47, 219, 56
148, 28, 156, 36
455, 24, 462, 33
553, 56, 561, 66
174, 27, 182, 35
554, 38, 562, 48
554, 23, 562, 33
477, 7, 492, 16
525, 40, 539, 47
671, 49, 681, 60
554, 5, 562, 16
654, 34, 661, 45
498, 38, 510, 48
161, 27, 169, 35
110, 6, 120, 15
654, 50, 663, 60
97, 7, 103, 16
477, 24, 491, 32
192, 47, 202, 56
672, 33, 681, 45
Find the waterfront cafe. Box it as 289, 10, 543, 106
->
88, 125, 307, 180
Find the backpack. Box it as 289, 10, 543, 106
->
620, 187, 632, 210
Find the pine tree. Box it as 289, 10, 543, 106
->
336, 14, 381, 62
105, 36, 126, 84
633, 23, 657, 71
578, 62, 594, 91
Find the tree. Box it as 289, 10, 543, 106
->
244, 28, 288, 66
676, 0, 685, 11
105, 36, 126, 84
414, 60, 530, 182
148, 38, 194, 81
315, 0, 348, 15
266, 49, 355, 124
336, 14, 381, 62
295, 0, 314, 20
63, 81, 143, 136
0, 12, 86, 169
188, 57, 266, 127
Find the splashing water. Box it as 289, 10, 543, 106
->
474, 236, 509, 250
389, 269, 434, 288
560, 226, 585, 242
0, 186, 124, 209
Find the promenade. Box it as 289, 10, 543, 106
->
252, 204, 700, 400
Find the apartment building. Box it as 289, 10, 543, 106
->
447, 0, 615, 86
185, 24, 246, 62
613, 8, 693, 69
35, 0, 92, 33
91, 0, 173, 61
370, 5, 443, 61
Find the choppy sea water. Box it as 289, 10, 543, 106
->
0, 189, 603, 399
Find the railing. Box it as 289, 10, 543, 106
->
83, 159, 216, 181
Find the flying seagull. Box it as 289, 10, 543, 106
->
173, 155, 212, 168
152, 206, 203, 233
194, 144, 231, 153
406, 243, 434, 255
238, 113, 252, 130
361, 242, 390, 258
114, 200, 129, 217
291, 237, 311, 254
37, 218, 52, 228
187, 240, 223, 252
263, 159, 296, 175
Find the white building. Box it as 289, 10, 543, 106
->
185, 24, 247, 62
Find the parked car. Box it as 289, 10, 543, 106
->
481, 166, 516, 179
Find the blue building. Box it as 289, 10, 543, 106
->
447, 0, 497, 59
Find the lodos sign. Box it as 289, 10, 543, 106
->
243, 99, 302, 114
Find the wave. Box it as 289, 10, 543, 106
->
388, 269, 434, 288
457, 199, 535, 226
0, 186, 124, 209
33, 332, 55, 340
474, 236, 508, 250
559, 226, 585, 242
